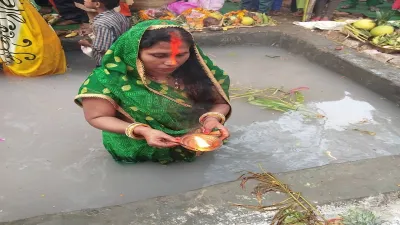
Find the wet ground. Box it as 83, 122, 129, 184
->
1, 46, 400, 222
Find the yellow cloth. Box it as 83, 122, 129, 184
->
1, 0, 66, 77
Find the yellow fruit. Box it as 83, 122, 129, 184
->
353, 19, 376, 30
370, 25, 395, 37
209, 12, 223, 20
65, 31, 78, 38
241, 17, 254, 26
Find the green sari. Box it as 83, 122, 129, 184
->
75, 20, 231, 164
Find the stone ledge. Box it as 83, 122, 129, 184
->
61, 25, 400, 105
3, 155, 400, 224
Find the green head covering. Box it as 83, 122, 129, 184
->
75, 20, 231, 164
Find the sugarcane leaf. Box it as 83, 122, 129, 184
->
295, 91, 305, 104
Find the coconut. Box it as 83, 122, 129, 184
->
241, 17, 254, 26
353, 19, 376, 30
203, 17, 220, 27
370, 25, 395, 37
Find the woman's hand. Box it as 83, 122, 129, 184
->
201, 117, 230, 140
135, 126, 180, 148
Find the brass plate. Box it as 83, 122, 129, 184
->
180, 133, 222, 152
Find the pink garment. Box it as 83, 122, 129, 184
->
187, 0, 225, 10
393, 0, 400, 10
167, 1, 198, 14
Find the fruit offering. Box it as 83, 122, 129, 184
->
138, 8, 175, 21
222, 10, 275, 27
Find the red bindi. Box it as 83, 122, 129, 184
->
169, 32, 182, 65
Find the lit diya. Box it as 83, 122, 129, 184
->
179, 133, 222, 152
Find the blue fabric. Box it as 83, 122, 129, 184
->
241, 0, 274, 13
272, 0, 283, 10
241, 0, 259, 10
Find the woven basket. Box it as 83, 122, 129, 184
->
369, 42, 400, 54
133, 0, 175, 10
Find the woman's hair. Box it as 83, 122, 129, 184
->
139, 27, 219, 111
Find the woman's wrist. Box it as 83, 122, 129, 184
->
133, 125, 152, 137
199, 112, 226, 125
203, 116, 221, 123
125, 123, 151, 139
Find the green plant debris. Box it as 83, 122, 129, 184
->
230, 86, 324, 118
340, 208, 382, 225
233, 167, 329, 225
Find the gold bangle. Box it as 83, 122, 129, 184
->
199, 112, 226, 125
125, 123, 150, 139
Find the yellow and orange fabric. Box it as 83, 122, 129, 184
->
0, 0, 66, 77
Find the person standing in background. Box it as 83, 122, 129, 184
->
341, 0, 380, 11
241, 0, 274, 14
312, 0, 342, 21
270, 0, 283, 15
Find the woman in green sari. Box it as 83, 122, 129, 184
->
75, 20, 231, 164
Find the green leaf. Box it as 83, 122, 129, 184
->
295, 91, 305, 104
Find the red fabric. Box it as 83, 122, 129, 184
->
119, 2, 131, 17
48, 0, 59, 12
393, 0, 400, 10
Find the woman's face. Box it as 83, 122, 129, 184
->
139, 41, 191, 77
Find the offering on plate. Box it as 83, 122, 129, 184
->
180, 133, 222, 152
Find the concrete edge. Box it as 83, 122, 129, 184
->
61, 26, 400, 105
189, 28, 400, 105
3, 155, 400, 224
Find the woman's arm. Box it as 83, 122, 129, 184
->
82, 98, 179, 147
207, 103, 231, 116
82, 98, 130, 134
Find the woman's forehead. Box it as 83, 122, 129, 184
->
145, 41, 190, 51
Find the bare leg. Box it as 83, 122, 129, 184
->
314, 0, 328, 18
324, 0, 342, 19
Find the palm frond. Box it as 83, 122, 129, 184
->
234, 167, 330, 225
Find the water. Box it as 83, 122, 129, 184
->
0, 46, 399, 222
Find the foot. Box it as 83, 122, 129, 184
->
311, 16, 321, 21
320, 17, 330, 21
293, 11, 303, 17
270, 10, 282, 16
341, 4, 356, 9
368, 6, 379, 11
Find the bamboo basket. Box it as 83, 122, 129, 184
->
132, 0, 175, 10
369, 42, 400, 54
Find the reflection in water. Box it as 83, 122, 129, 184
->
315, 93, 376, 131
204, 93, 400, 186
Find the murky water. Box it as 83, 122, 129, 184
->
207, 46, 400, 174
1, 46, 400, 222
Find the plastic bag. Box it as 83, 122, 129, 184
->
167, 1, 198, 15
187, 0, 225, 10
81, 46, 93, 57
